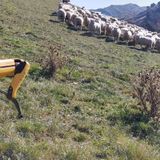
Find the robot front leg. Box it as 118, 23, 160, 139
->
7, 59, 30, 119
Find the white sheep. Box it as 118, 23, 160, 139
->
133, 32, 145, 44
100, 20, 106, 35
77, 9, 86, 17
155, 37, 160, 52
74, 16, 84, 30
88, 19, 101, 35
57, 8, 66, 22
111, 27, 121, 42
66, 10, 74, 25
105, 23, 113, 36
136, 35, 156, 50
70, 13, 78, 25
60, 3, 73, 11
83, 16, 94, 28
121, 28, 133, 43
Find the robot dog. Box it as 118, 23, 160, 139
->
0, 59, 30, 118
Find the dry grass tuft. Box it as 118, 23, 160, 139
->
41, 44, 68, 79
132, 68, 160, 120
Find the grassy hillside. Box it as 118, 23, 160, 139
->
0, 0, 160, 159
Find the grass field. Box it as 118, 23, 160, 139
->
0, 0, 160, 159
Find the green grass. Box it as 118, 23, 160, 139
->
0, 0, 160, 159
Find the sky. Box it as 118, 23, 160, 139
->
71, 0, 160, 9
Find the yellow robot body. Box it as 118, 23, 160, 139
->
0, 59, 15, 78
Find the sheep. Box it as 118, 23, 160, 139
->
155, 37, 160, 52
83, 16, 89, 28
88, 19, 95, 35
94, 22, 102, 35
88, 19, 101, 35
83, 16, 94, 29
105, 23, 113, 36
111, 27, 121, 42
74, 16, 84, 30
133, 32, 145, 44
84, 9, 92, 17
91, 12, 100, 20
157, 33, 160, 38
66, 10, 74, 25
57, 8, 66, 22
121, 28, 133, 43
146, 33, 153, 38
77, 9, 86, 17
135, 35, 156, 50
110, 17, 118, 23
106, 22, 118, 36
101, 16, 108, 22
59, 3, 72, 11
100, 20, 106, 35
70, 13, 78, 25
130, 27, 136, 34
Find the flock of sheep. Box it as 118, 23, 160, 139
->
57, 2, 160, 52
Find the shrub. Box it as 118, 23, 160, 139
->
41, 44, 68, 79
132, 68, 160, 119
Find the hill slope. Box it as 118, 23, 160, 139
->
95, 3, 146, 19
129, 2, 160, 31
0, 0, 160, 159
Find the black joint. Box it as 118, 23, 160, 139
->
11, 98, 23, 119
17, 114, 23, 119
14, 59, 26, 74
